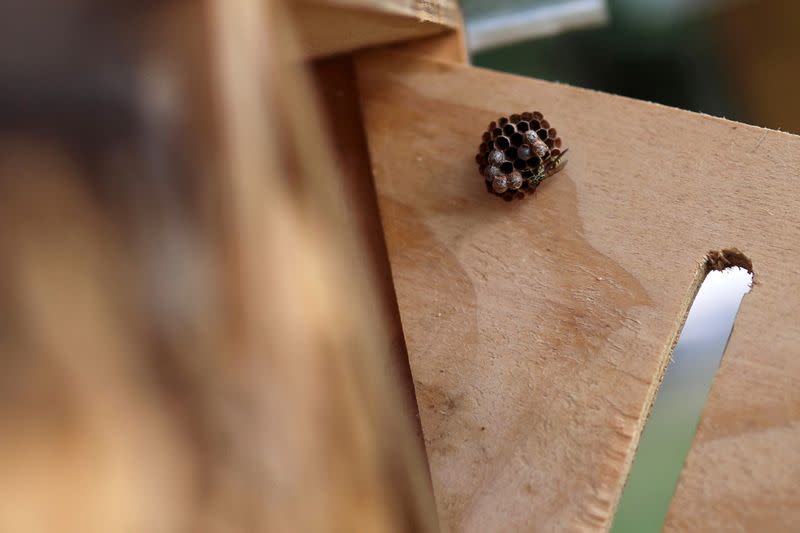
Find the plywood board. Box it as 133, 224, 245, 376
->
290, 0, 459, 58
354, 51, 800, 531
311, 56, 428, 446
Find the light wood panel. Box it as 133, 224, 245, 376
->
289, 0, 459, 58
0, 1, 440, 531
311, 56, 429, 446
204, 1, 440, 529
354, 50, 800, 531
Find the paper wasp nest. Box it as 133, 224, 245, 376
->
475, 111, 567, 201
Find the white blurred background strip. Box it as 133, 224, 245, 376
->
465, 0, 608, 53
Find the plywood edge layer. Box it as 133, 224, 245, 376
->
295, 0, 460, 25
291, 0, 460, 58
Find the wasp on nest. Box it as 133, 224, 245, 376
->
476, 111, 568, 201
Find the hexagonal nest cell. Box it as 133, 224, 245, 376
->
476, 111, 567, 201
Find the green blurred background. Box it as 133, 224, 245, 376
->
465, 0, 800, 134
460, 1, 786, 530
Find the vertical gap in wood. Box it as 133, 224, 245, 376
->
611, 264, 753, 533
311, 55, 430, 459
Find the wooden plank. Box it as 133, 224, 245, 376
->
204, 2, 442, 528
714, 0, 800, 134
295, 0, 459, 26
386, 8, 468, 64
0, 0, 434, 531
311, 56, 429, 447
289, 0, 460, 58
388, 26, 468, 63
354, 50, 800, 531
665, 297, 800, 524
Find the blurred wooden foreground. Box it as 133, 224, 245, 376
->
2, 1, 800, 533
0, 1, 445, 532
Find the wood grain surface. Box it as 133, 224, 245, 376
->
0, 1, 441, 531
311, 56, 429, 448
354, 51, 800, 532
290, 0, 459, 58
